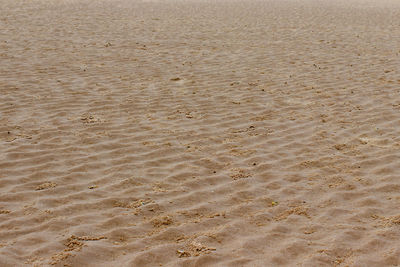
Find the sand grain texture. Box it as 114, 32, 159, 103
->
1, 0, 400, 266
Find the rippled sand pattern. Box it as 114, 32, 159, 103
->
1, 0, 400, 266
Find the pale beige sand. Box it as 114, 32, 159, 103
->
1, 0, 400, 266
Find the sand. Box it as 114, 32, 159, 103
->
1, 0, 400, 266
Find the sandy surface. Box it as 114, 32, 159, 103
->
1, 0, 400, 266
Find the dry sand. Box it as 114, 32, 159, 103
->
1, 0, 400, 266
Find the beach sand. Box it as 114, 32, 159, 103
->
1, 0, 400, 266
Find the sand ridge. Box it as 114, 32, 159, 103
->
1, 0, 400, 266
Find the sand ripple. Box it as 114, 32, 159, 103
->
1, 0, 400, 266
